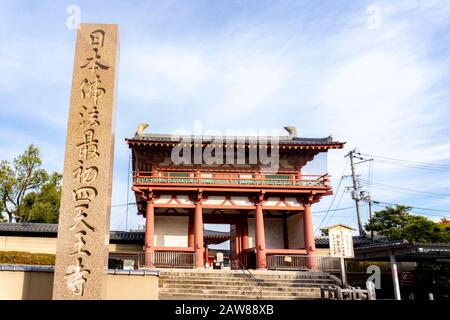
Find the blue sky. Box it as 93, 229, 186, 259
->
1, 0, 450, 235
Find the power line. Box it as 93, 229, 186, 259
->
112, 202, 137, 208
125, 153, 131, 231
359, 179, 450, 199
372, 200, 450, 216
371, 202, 449, 218
314, 158, 349, 233
323, 185, 347, 227
358, 153, 450, 170
371, 159, 450, 172
313, 205, 359, 214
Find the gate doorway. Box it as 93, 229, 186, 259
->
204, 223, 234, 269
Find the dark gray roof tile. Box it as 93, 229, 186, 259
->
0, 223, 229, 242
127, 133, 344, 147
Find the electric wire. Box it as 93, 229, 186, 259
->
314, 158, 349, 233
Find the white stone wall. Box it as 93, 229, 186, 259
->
265, 219, 284, 249
286, 213, 305, 249
247, 217, 285, 249
154, 216, 188, 247
248, 217, 255, 248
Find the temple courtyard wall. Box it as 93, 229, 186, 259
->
0, 266, 159, 300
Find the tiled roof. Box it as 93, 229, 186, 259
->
314, 235, 389, 247
355, 240, 450, 252
0, 264, 159, 276
127, 133, 344, 147
110, 231, 144, 242
0, 222, 58, 235
204, 230, 229, 238
0, 223, 229, 242
354, 240, 450, 261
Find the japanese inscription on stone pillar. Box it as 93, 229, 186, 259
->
53, 24, 119, 300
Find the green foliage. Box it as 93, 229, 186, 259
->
347, 260, 390, 273
20, 172, 62, 223
0, 145, 61, 223
0, 251, 55, 265
365, 205, 450, 243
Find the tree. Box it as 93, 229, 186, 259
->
0, 145, 56, 222
365, 205, 450, 243
19, 172, 62, 223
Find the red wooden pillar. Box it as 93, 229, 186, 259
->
188, 211, 194, 248
144, 198, 155, 267
194, 192, 204, 268
283, 215, 289, 249
255, 199, 267, 269
241, 212, 249, 251
205, 244, 209, 265
303, 202, 316, 269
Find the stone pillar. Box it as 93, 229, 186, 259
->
144, 198, 154, 267
255, 200, 267, 269
188, 211, 195, 248
52, 24, 119, 300
194, 192, 204, 268
303, 202, 316, 268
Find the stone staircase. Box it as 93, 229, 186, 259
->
158, 269, 340, 300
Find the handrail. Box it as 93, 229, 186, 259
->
135, 171, 329, 178
134, 171, 329, 188
233, 259, 264, 300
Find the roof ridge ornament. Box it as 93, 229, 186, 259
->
283, 126, 297, 139
136, 123, 149, 137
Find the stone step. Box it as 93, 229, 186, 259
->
159, 275, 335, 281
157, 269, 338, 300
159, 279, 335, 288
159, 292, 320, 300
159, 274, 333, 282
159, 271, 331, 279
159, 287, 320, 295
159, 290, 320, 299
160, 283, 325, 292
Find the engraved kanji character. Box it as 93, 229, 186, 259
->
73, 186, 97, 205
80, 75, 105, 106
90, 29, 105, 47
79, 105, 99, 128
65, 257, 91, 296
69, 205, 95, 232
80, 48, 110, 73
76, 129, 99, 160
69, 230, 91, 257
73, 160, 98, 184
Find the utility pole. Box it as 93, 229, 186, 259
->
368, 197, 374, 242
346, 149, 366, 236
361, 190, 374, 242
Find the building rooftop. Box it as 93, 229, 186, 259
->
0, 222, 229, 244
1, 223, 390, 248
126, 125, 345, 149
315, 235, 389, 247
127, 134, 345, 148
354, 240, 450, 262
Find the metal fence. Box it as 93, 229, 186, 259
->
138, 251, 195, 268
267, 255, 340, 272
